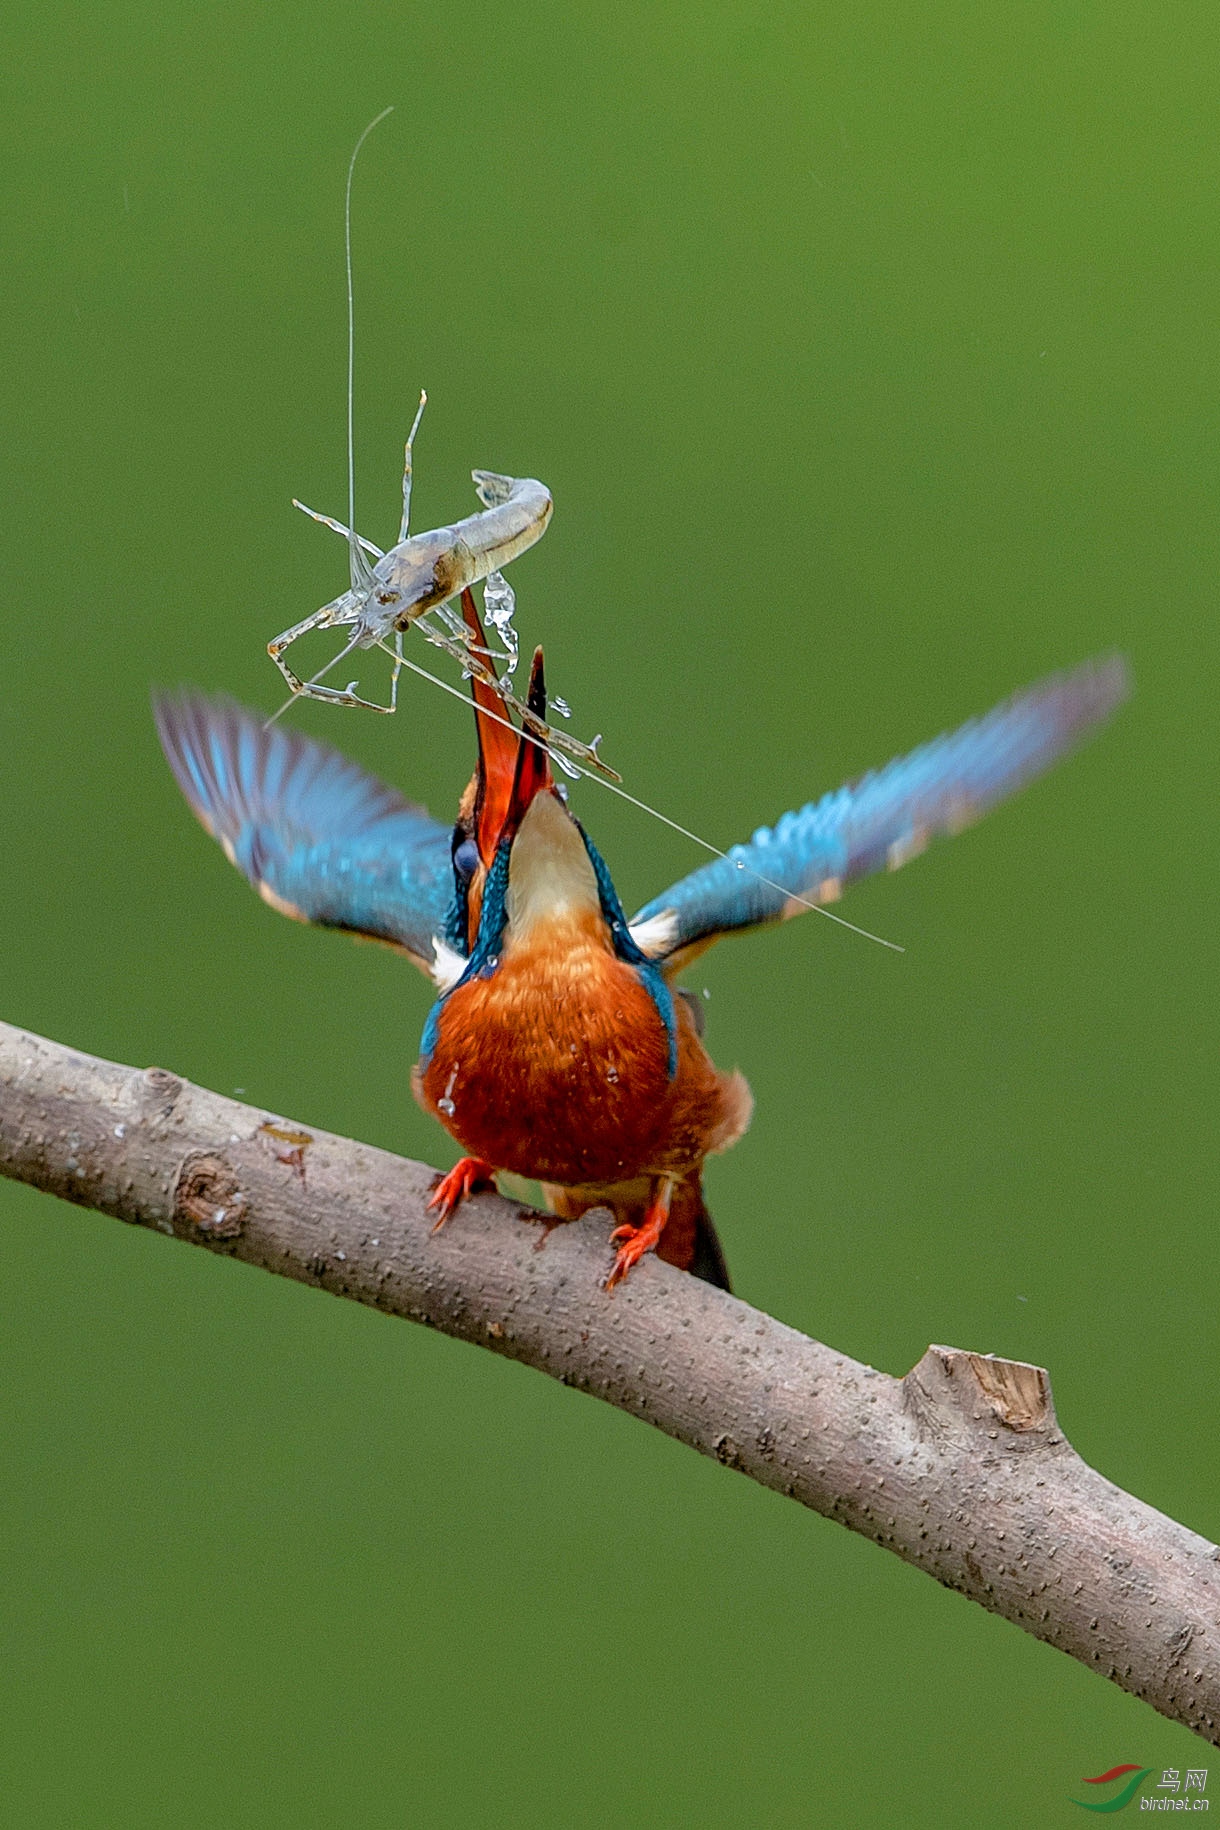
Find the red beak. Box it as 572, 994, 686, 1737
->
460, 588, 553, 867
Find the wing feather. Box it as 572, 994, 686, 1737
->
154, 693, 454, 973
629, 656, 1129, 964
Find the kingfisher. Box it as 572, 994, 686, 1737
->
155, 598, 1126, 1291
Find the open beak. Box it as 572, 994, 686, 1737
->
459, 588, 554, 868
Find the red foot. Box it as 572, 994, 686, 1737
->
605, 1193, 671, 1292
428, 1157, 496, 1233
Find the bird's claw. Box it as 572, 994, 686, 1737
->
605, 1213, 666, 1291
428, 1157, 496, 1233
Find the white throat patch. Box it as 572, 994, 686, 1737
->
505, 792, 600, 942
430, 934, 467, 991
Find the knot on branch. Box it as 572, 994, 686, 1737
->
140, 1067, 184, 1118
173, 1153, 247, 1239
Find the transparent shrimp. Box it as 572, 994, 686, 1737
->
264, 110, 582, 761
270, 433, 553, 715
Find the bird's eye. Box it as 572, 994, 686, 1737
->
452, 837, 480, 884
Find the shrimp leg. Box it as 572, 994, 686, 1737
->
398, 390, 428, 546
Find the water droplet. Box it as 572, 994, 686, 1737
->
437, 1097, 456, 1117
552, 694, 572, 718
483, 570, 519, 677
551, 748, 580, 781
606, 1066, 619, 1084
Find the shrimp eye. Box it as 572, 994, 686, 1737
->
452, 837, 480, 884
376, 590, 400, 606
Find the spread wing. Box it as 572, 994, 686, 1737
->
628, 656, 1129, 967
154, 692, 455, 974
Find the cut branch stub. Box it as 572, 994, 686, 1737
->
904, 1345, 1059, 1447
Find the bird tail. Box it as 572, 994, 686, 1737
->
656, 1177, 732, 1292
542, 1175, 732, 1292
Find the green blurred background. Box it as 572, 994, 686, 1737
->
1, 2, 1215, 1823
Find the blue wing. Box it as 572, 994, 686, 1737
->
154, 693, 455, 973
629, 656, 1129, 966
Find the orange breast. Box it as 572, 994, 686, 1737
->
413, 910, 747, 1187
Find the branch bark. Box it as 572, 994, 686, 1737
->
1, 1016, 1216, 1742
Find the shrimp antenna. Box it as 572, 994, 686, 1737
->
344, 107, 394, 597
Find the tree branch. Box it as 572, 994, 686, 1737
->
1, 1016, 1216, 1742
